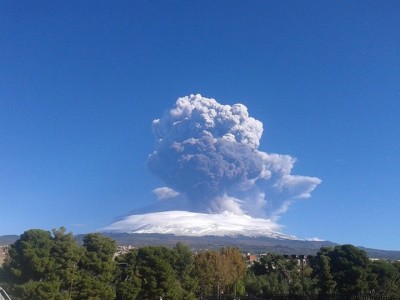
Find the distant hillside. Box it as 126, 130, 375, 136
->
2, 233, 400, 260
100, 233, 400, 260
358, 246, 400, 260
99, 233, 335, 255
0, 235, 18, 246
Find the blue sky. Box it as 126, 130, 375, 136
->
1, 1, 399, 250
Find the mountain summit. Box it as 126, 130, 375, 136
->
102, 211, 296, 240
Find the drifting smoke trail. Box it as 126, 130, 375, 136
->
147, 94, 321, 219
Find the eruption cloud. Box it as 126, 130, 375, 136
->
147, 94, 321, 220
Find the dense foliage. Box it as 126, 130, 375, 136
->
0, 228, 115, 300
1, 228, 400, 299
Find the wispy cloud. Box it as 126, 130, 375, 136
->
306, 237, 326, 242
70, 223, 88, 228
153, 187, 180, 200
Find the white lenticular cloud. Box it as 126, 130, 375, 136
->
147, 94, 321, 219
103, 210, 294, 238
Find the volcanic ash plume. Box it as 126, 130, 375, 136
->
147, 94, 321, 220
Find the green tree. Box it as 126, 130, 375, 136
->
115, 249, 141, 300
136, 246, 183, 300
248, 253, 319, 296
313, 245, 371, 296
370, 260, 400, 297
243, 271, 266, 297
0, 228, 85, 300
51, 227, 84, 300
115, 243, 197, 300
173, 242, 198, 299
250, 254, 293, 295
2, 229, 58, 299
71, 233, 117, 300
310, 251, 336, 296
7, 230, 54, 282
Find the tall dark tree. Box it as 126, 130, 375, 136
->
136, 246, 184, 300
313, 245, 371, 296
253, 254, 295, 295
0, 228, 84, 300
115, 249, 141, 300
71, 233, 117, 300
51, 227, 84, 300
370, 260, 400, 297
173, 242, 198, 299
243, 271, 267, 297
249, 253, 318, 296
2, 229, 58, 299
7, 229, 54, 282
310, 251, 336, 296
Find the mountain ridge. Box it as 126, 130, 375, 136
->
100, 233, 400, 260
1, 233, 399, 260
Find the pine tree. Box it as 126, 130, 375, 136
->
71, 233, 117, 300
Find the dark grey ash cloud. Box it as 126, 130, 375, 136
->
147, 94, 321, 220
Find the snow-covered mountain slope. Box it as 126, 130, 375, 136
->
102, 211, 296, 240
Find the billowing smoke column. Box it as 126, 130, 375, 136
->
147, 94, 321, 220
